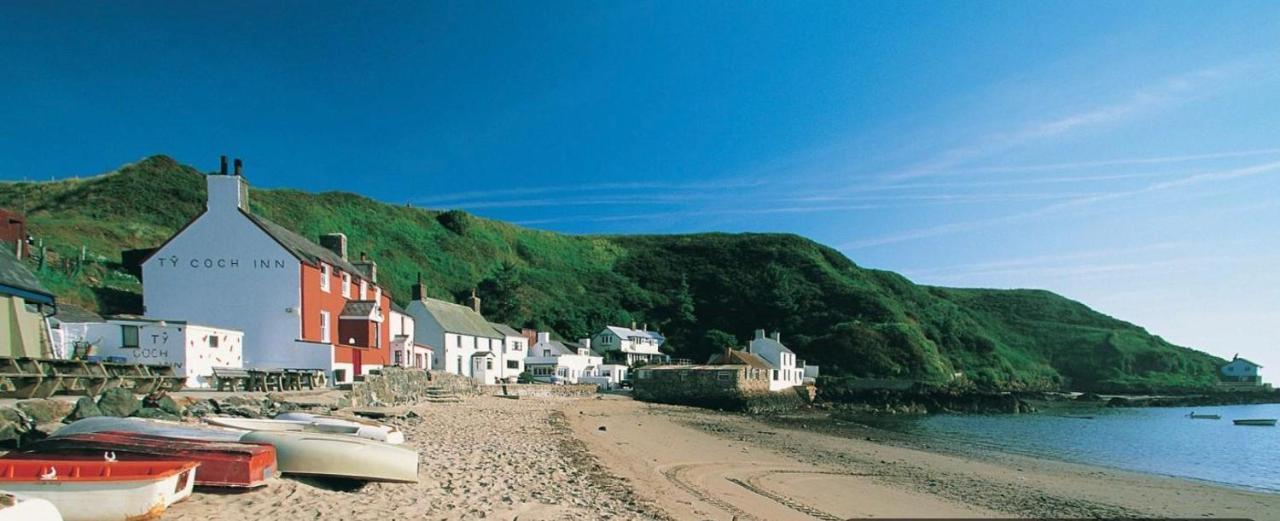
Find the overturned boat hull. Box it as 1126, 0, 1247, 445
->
0, 459, 197, 521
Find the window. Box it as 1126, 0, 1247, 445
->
394, 351, 403, 365
486, 359, 493, 370
717, 372, 731, 381
341, 272, 352, 298
507, 360, 519, 369
121, 325, 140, 348
208, 335, 219, 348
319, 311, 331, 343
320, 264, 331, 292
359, 280, 368, 300
514, 342, 523, 351
543, 349, 551, 357
456, 335, 462, 347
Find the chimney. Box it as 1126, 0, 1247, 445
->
582, 338, 591, 351
207, 156, 249, 213
233, 158, 243, 176
319, 233, 348, 261
578, 339, 590, 356
469, 288, 481, 314
411, 272, 427, 301
642, 323, 647, 331
754, 329, 766, 340
220, 155, 228, 175
537, 331, 550, 344
354, 252, 378, 284
631, 320, 637, 330
771, 331, 781, 343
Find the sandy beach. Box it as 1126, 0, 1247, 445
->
165, 394, 1280, 520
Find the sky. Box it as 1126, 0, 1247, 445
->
2, 1, 1278, 379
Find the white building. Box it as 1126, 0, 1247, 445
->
140, 158, 393, 384
1221, 355, 1263, 384
592, 324, 669, 367
526, 332, 603, 384
405, 279, 505, 381
747, 329, 818, 391
488, 322, 526, 381
389, 302, 431, 370
55, 312, 244, 389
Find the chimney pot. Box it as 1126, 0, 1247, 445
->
631, 321, 637, 330
233, 158, 242, 176
754, 329, 766, 340
771, 331, 781, 342
319, 233, 348, 261
469, 289, 481, 314
537, 331, 550, 344
220, 156, 228, 175
642, 323, 647, 331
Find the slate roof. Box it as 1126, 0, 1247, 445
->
53, 302, 104, 323
0, 248, 54, 305
1231, 357, 1263, 368
390, 300, 408, 315
340, 300, 380, 319
242, 213, 368, 279
489, 322, 522, 338
750, 335, 794, 354
707, 348, 772, 369
603, 326, 665, 343
417, 298, 503, 339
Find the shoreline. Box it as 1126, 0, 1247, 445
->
570, 395, 1280, 519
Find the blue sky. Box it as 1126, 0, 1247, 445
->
3, 1, 1278, 378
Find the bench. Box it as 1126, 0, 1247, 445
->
213, 367, 252, 392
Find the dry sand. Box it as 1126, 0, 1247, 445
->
165, 394, 1280, 520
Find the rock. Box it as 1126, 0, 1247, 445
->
598, 425, 607, 432
97, 388, 140, 417
143, 394, 184, 416
0, 418, 22, 444
16, 399, 75, 424
219, 405, 263, 418
65, 396, 103, 422
33, 422, 63, 438
133, 407, 181, 421
185, 400, 215, 418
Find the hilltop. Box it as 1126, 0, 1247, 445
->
0, 155, 1226, 392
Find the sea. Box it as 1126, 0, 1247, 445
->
864, 403, 1280, 492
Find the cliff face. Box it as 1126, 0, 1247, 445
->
0, 155, 1225, 392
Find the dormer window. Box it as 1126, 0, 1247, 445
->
341, 272, 352, 298
319, 264, 331, 292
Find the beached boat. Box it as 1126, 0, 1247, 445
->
1232, 418, 1277, 426
275, 411, 406, 444
240, 430, 419, 483
0, 493, 62, 521
7, 431, 276, 488
1188, 413, 1221, 419
55, 417, 418, 483
0, 459, 197, 521
206, 415, 405, 444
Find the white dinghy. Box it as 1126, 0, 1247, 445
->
205, 415, 404, 444
275, 412, 406, 444
0, 493, 62, 521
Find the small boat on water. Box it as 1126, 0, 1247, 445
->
0, 459, 197, 521
6, 431, 277, 488
276, 411, 406, 444
1188, 413, 1221, 420
0, 493, 62, 521
1233, 419, 1278, 426
54, 417, 418, 483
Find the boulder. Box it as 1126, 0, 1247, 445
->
16, 399, 75, 424
0, 418, 22, 444
143, 394, 185, 417
97, 387, 140, 417
64, 396, 103, 422
132, 407, 181, 422
185, 400, 215, 418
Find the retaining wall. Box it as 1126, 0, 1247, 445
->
478, 383, 598, 398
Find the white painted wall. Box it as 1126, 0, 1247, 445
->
498, 333, 526, 380
73, 320, 244, 388
142, 177, 317, 371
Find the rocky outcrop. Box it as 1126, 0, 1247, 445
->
97, 387, 140, 417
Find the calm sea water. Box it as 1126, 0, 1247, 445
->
866, 403, 1280, 492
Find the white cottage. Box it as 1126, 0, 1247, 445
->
488, 322, 526, 381
55, 313, 244, 389
404, 278, 504, 381
390, 302, 431, 370
592, 324, 669, 367
747, 329, 817, 391
1221, 355, 1263, 384
526, 332, 602, 384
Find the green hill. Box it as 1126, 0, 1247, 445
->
0, 155, 1226, 392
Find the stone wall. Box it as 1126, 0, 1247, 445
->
633, 366, 805, 413
478, 383, 598, 398
349, 368, 482, 407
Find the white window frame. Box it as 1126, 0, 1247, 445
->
320, 263, 331, 292
360, 280, 368, 300
319, 311, 331, 343
341, 272, 352, 298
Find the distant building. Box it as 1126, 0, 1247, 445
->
746, 329, 818, 391
488, 322, 526, 381
526, 332, 602, 384
389, 302, 431, 370
405, 279, 504, 380
592, 323, 669, 366
0, 247, 55, 358
140, 158, 393, 384
1221, 355, 1263, 384
0, 209, 30, 258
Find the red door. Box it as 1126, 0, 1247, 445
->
353, 348, 363, 377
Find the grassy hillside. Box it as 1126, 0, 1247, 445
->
0, 155, 1226, 392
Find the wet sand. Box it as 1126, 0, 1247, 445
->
164, 394, 1280, 520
